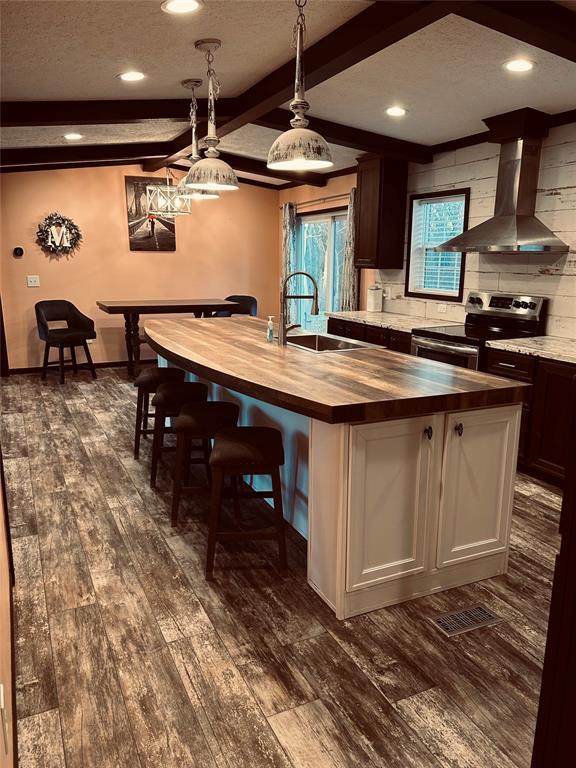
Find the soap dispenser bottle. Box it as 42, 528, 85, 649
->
266, 316, 274, 343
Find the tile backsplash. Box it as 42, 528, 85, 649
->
375, 123, 576, 338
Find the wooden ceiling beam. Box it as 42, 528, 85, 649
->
255, 109, 433, 163
149, 151, 328, 187
0, 142, 173, 168
456, 1, 576, 64
0, 99, 238, 126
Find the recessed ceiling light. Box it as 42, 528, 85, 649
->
504, 58, 534, 73
161, 0, 202, 13
117, 71, 146, 82
64, 133, 83, 141
385, 106, 406, 117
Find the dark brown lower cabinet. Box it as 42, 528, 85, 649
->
326, 318, 367, 342
528, 359, 576, 482
327, 319, 409, 351
388, 330, 412, 354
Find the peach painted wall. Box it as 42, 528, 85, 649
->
277, 172, 377, 309
0, 164, 280, 369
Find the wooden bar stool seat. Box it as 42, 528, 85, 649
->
133, 366, 185, 459
206, 426, 287, 579
150, 381, 208, 487
170, 401, 240, 526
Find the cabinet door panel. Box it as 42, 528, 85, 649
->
437, 405, 520, 568
347, 416, 441, 591
529, 359, 575, 480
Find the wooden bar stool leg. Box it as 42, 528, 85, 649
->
82, 341, 97, 379
150, 405, 166, 488
231, 475, 241, 525
171, 434, 189, 527
206, 468, 224, 580
134, 388, 144, 459
58, 344, 65, 384
41, 343, 50, 380
142, 391, 150, 436
203, 439, 212, 487
271, 468, 287, 570
70, 346, 78, 373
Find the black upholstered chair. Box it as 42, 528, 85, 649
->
35, 300, 97, 384
213, 294, 258, 318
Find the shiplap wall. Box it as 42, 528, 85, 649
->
377, 123, 576, 338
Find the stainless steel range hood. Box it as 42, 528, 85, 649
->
434, 136, 569, 254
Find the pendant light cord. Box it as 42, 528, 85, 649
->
204, 48, 222, 158
290, 0, 310, 129
189, 86, 199, 161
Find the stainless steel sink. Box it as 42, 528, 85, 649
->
287, 333, 375, 353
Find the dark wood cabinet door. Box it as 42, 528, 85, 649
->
326, 318, 346, 337
529, 359, 576, 481
354, 156, 407, 270
365, 325, 389, 347
388, 330, 412, 354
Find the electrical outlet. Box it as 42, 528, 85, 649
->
26, 275, 40, 287
437, 303, 447, 314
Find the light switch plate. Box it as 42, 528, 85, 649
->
437, 303, 447, 313
26, 275, 40, 287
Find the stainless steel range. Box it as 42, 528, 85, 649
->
411, 291, 548, 370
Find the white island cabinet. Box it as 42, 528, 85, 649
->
309, 404, 520, 619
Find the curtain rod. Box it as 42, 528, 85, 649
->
278, 192, 350, 210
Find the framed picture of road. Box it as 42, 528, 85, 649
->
124, 176, 176, 252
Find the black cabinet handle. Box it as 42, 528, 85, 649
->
424, 426, 433, 440
455, 422, 464, 437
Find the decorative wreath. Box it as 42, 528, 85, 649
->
36, 212, 82, 256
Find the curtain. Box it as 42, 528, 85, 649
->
281, 202, 298, 323
340, 187, 358, 312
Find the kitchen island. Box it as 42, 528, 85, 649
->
146, 316, 526, 619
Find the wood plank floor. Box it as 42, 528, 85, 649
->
2, 368, 561, 768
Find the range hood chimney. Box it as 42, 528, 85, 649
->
434, 110, 569, 255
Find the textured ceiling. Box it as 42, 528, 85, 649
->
217, 123, 363, 172
0, 120, 188, 148
0, 0, 369, 101
303, 14, 576, 144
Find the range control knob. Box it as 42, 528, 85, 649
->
520, 301, 529, 309
512, 300, 522, 308
528, 301, 537, 310
476, 297, 483, 307
468, 296, 477, 304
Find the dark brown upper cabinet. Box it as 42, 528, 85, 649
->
354, 155, 408, 269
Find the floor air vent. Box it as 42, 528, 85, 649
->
428, 605, 502, 637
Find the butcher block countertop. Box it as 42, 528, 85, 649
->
145, 317, 527, 424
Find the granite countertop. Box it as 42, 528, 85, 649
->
326, 310, 460, 333
486, 336, 576, 366
145, 316, 525, 424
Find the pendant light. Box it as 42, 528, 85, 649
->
267, 0, 333, 171
185, 39, 239, 192
177, 79, 220, 201
146, 166, 191, 217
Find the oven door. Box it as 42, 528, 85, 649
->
411, 336, 479, 370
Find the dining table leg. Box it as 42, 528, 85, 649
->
124, 312, 141, 377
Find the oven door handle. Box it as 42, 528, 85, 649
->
412, 337, 478, 356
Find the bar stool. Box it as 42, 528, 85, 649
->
170, 401, 240, 527
206, 426, 287, 579
150, 381, 208, 487
133, 366, 185, 459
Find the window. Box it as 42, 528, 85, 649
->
405, 189, 470, 302
293, 209, 349, 331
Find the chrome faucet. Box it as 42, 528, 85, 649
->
278, 271, 319, 345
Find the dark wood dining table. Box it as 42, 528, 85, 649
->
96, 299, 240, 376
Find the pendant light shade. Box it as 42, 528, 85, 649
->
267, 127, 333, 171
267, 0, 332, 172
186, 40, 239, 192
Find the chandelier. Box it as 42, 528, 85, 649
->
177, 78, 220, 201
146, 167, 191, 217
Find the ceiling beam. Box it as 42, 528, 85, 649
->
148, 151, 328, 187
0, 99, 238, 127
145, 0, 453, 170
0, 142, 173, 168
456, 1, 576, 64
255, 109, 433, 163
